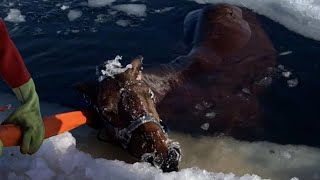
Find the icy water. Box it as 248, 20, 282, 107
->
1, 0, 320, 179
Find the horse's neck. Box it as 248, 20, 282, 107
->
143, 62, 186, 103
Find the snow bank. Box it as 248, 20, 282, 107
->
4, 9, 26, 23
188, 0, 320, 41
0, 132, 264, 180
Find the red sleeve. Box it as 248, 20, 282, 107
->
0, 20, 31, 88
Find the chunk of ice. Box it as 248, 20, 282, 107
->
61, 5, 70, 10
287, 79, 299, 88
201, 123, 210, 130
279, 51, 293, 56
115, 19, 131, 27
205, 112, 216, 119
154, 7, 175, 13
95, 14, 109, 23
4, 9, 26, 23
282, 71, 292, 78
112, 4, 147, 17
88, 0, 116, 7
67, 10, 83, 21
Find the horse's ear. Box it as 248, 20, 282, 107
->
124, 56, 143, 80
183, 9, 202, 47
72, 81, 97, 99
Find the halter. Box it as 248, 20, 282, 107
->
95, 105, 168, 148
91, 62, 169, 148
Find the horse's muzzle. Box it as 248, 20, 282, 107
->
141, 143, 181, 172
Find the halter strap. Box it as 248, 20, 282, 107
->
117, 115, 167, 147
95, 106, 167, 148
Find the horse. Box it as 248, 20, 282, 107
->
75, 56, 181, 172
75, 3, 276, 172
143, 4, 276, 140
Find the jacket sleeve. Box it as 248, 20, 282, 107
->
0, 20, 31, 88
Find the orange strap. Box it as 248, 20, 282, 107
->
0, 111, 90, 147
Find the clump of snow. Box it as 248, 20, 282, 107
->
154, 7, 175, 13
88, 0, 116, 7
287, 78, 299, 88
90, 27, 98, 33
282, 71, 292, 78
205, 112, 216, 119
188, 0, 320, 41
71, 29, 80, 33
67, 10, 83, 21
279, 51, 293, 56
201, 123, 210, 130
112, 4, 147, 17
95, 14, 109, 23
4, 9, 26, 23
242, 88, 251, 94
115, 19, 131, 27
96, 55, 133, 82
61, 5, 70, 10
255, 77, 273, 87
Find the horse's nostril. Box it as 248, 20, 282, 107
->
146, 156, 154, 165
159, 148, 181, 172
141, 153, 155, 166
141, 147, 181, 172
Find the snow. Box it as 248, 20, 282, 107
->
4, 9, 26, 23
188, 0, 320, 41
112, 4, 147, 17
0, 132, 266, 180
96, 55, 133, 82
1, 92, 320, 179
61, 5, 70, 10
67, 10, 83, 22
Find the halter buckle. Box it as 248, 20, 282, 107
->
118, 129, 132, 146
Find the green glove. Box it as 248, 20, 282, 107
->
3, 79, 45, 155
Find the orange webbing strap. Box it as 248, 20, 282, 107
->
0, 111, 90, 147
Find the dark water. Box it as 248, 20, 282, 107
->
1, 0, 320, 146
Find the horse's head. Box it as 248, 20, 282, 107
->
193, 4, 252, 56
94, 55, 181, 172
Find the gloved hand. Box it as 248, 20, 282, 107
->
2, 79, 45, 155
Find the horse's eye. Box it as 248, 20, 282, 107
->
148, 88, 155, 102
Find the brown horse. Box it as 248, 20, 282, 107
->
75, 3, 276, 172
143, 4, 276, 140
75, 56, 181, 172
